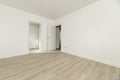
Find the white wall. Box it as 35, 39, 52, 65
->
0, 4, 55, 58
57, 0, 120, 67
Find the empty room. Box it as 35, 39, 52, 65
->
0, 0, 120, 80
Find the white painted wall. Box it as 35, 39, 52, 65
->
56, 0, 120, 67
0, 4, 55, 58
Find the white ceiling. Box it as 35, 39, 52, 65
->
0, 0, 97, 19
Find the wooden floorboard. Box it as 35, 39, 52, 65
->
0, 52, 120, 80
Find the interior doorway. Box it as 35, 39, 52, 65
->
56, 25, 61, 50
29, 22, 41, 53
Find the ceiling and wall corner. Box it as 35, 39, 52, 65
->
0, 0, 98, 19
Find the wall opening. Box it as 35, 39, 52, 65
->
29, 22, 41, 53
56, 25, 61, 50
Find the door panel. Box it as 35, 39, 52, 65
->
47, 26, 56, 51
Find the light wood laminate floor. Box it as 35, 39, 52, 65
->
0, 52, 120, 80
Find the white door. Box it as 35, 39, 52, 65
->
47, 26, 56, 51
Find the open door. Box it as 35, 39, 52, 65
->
47, 26, 56, 51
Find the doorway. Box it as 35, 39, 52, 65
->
29, 22, 41, 53
56, 25, 61, 50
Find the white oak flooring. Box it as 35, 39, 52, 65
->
0, 52, 120, 80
